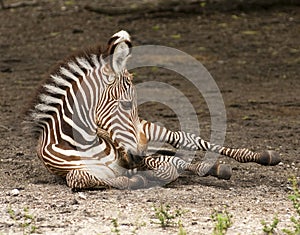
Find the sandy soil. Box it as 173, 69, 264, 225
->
0, 1, 299, 234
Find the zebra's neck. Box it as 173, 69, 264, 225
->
95, 69, 142, 155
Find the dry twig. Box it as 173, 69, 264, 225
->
1, 0, 38, 10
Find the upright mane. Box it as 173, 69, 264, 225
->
24, 42, 108, 138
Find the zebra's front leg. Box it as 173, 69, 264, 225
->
142, 155, 233, 186
187, 160, 232, 180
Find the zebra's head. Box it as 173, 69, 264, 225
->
100, 30, 136, 110
106, 30, 132, 75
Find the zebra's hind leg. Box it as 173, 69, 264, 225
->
66, 169, 151, 190
66, 169, 108, 189
65, 158, 232, 189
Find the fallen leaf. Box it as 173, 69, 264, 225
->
241, 30, 259, 35
171, 34, 181, 39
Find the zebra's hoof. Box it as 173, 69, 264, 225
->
217, 164, 232, 180
207, 163, 232, 180
258, 150, 281, 166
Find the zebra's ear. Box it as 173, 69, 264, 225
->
108, 30, 132, 74
112, 41, 132, 73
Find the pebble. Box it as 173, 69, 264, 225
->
10, 189, 20, 196
78, 192, 87, 200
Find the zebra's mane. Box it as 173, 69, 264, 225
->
50, 44, 106, 78
23, 43, 109, 138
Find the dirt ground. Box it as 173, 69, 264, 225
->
0, 0, 299, 234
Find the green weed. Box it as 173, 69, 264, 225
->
261, 176, 300, 235
170, 34, 181, 39
153, 203, 187, 228
152, 25, 160, 31
178, 219, 187, 235
7, 206, 37, 234
211, 208, 233, 235
261, 215, 279, 235
111, 218, 120, 235
131, 217, 146, 235
7, 206, 16, 220
282, 177, 300, 235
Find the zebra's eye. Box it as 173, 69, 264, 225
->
120, 100, 133, 110
123, 70, 133, 83
125, 76, 132, 85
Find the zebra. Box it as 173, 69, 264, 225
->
26, 30, 280, 189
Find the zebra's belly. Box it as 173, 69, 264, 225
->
83, 161, 128, 179
42, 154, 128, 179
38, 138, 128, 178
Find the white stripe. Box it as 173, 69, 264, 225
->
91, 54, 100, 67
60, 66, 89, 114
43, 84, 74, 115
76, 57, 93, 70
81, 75, 97, 130
68, 61, 85, 77
51, 74, 71, 87
51, 141, 106, 157
35, 104, 96, 146
36, 115, 107, 163
52, 73, 88, 128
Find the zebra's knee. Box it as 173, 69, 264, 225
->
150, 163, 180, 184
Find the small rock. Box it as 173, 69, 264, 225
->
78, 192, 87, 200
71, 198, 79, 205
1, 67, 13, 73
72, 28, 83, 34
10, 189, 20, 196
